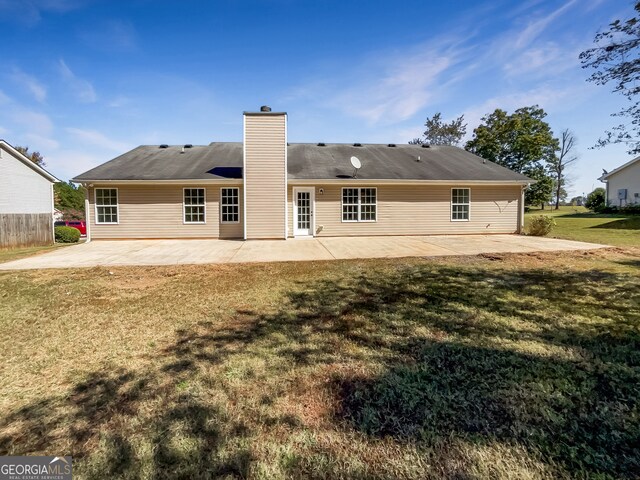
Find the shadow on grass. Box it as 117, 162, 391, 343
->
590, 218, 640, 230
0, 367, 252, 479
0, 260, 639, 478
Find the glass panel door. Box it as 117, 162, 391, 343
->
294, 188, 314, 236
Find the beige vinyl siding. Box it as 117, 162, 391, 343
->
244, 114, 287, 239
0, 147, 54, 214
288, 184, 521, 237
88, 184, 243, 239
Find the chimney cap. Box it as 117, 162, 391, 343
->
260, 105, 272, 112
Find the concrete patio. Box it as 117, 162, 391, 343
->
0, 235, 607, 270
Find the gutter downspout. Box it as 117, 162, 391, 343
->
51, 182, 55, 245
84, 184, 91, 243
518, 184, 528, 234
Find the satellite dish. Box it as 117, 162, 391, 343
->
350, 156, 361, 178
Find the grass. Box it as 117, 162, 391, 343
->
0, 243, 72, 264
0, 249, 639, 479
525, 206, 640, 247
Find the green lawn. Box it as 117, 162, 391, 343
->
525, 206, 640, 247
0, 250, 638, 479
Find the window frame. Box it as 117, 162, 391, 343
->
94, 187, 119, 225
451, 187, 471, 222
341, 187, 377, 223
183, 187, 207, 225
220, 187, 240, 224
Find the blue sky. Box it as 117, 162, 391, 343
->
0, 0, 633, 197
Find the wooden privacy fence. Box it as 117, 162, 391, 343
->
0, 213, 53, 248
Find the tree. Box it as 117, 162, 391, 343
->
551, 180, 569, 206
54, 181, 86, 220
465, 106, 559, 173
465, 106, 559, 207
14, 145, 45, 167
54, 181, 85, 210
409, 112, 467, 146
585, 187, 607, 212
547, 129, 578, 210
569, 195, 585, 206
524, 165, 554, 208
580, 2, 640, 154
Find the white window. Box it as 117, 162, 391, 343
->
342, 187, 377, 222
451, 188, 470, 221
95, 188, 118, 224
183, 188, 206, 223
220, 187, 239, 223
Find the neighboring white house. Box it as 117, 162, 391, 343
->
0, 140, 59, 247
599, 156, 640, 207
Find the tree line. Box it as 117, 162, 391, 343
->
409, 107, 576, 209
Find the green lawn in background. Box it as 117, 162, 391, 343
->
525, 206, 640, 246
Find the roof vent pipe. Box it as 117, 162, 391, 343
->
260, 105, 271, 112
181, 146, 185, 154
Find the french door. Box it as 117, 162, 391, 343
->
293, 187, 314, 236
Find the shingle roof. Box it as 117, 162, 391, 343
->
72, 142, 532, 183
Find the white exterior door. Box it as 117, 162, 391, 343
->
293, 188, 314, 237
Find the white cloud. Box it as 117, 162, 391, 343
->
0, 89, 10, 105
80, 19, 137, 51
8, 108, 59, 151
327, 45, 463, 125
58, 59, 97, 103
513, 0, 578, 50
66, 127, 131, 152
288, 0, 587, 129
24, 133, 59, 151
503, 42, 582, 79
11, 67, 47, 102
12, 109, 54, 136
46, 149, 104, 180
107, 95, 131, 108
0, 0, 89, 26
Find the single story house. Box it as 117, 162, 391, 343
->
599, 156, 640, 207
72, 107, 532, 241
0, 140, 59, 248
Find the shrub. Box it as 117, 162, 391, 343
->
585, 188, 606, 212
527, 215, 555, 236
55, 226, 81, 243
621, 203, 640, 215
596, 203, 640, 215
